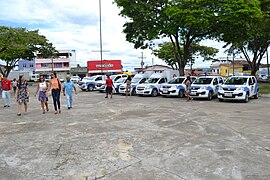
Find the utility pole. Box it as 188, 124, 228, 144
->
139, 52, 146, 69
99, 0, 103, 74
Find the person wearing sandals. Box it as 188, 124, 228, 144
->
16, 76, 29, 116
35, 76, 49, 114
48, 72, 62, 114
184, 76, 193, 102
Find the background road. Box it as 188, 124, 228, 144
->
0, 86, 270, 180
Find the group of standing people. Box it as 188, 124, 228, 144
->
0, 72, 77, 116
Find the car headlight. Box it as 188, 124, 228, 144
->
219, 86, 223, 91
145, 86, 150, 90
236, 87, 244, 91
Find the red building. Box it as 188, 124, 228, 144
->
87, 60, 122, 75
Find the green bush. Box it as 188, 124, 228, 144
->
259, 83, 270, 94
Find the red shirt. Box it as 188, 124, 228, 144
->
1, 79, 11, 90
106, 78, 113, 87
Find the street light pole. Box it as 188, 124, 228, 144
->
232, 52, 235, 76
51, 57, 54, 72
267, 48, 270, 77
99, 0, 103, 74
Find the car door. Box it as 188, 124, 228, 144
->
248, 77, 255, 96
213, 78, 219, 95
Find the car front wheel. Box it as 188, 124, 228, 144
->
151, 89, 158, 97
244, 93, 249, 103
87, 85, 94, 91
178, 90, 184, 98
207, 91, 213, 100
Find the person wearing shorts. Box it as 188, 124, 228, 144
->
105, 75, 113, 98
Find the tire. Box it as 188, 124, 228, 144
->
207, 91, 213, 100
131, 89, 136, 96
254, 92, 259, 99
178, 90, 184, 98
87, 85, 94, 91
244, 93, 249, 103
218, 98, 224, 102
151, 89, 158, 97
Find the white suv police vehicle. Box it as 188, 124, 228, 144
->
190, 76, 224, 100
218, 76, 259, 103
160, 76, 197, 98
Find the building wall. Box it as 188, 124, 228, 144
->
18, 59, 36, 72
220, 65, 243, 76
35, 50, 71, 73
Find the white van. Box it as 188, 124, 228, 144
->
119, 73, 151, 95
136, 70, 179, 97
218, 76, 259, 103
190, 76, 224, 100
160, 76, 197, 97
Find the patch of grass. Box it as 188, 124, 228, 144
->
259, 83, 270, 94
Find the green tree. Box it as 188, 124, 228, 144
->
0, 26, 56, 77
114, 0, 215, 75
212, 0, 269, 75
153, 42, 218, 70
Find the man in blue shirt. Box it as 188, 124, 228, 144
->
63, 76, 77, 109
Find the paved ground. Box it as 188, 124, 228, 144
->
0, 85, 270, 180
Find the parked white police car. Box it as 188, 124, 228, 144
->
190, 76, 224, 100
160, 76, 197, 98
218, 76, 259, 103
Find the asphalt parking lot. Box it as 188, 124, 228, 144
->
0, 86, 270, 180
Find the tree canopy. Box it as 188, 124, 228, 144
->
114, 0, 269, 76
0, 26, 56, 76
212, 0, 270, 75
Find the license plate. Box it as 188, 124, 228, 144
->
163, 89, 168, 93
191, 92, 196, 95
137, 91, 142, 94
225, 93, 232, 97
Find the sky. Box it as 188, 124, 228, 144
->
0, 0, 267, 71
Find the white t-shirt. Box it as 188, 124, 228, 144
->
39, 82, 47, 91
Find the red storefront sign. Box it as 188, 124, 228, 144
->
87, 60, 122, 73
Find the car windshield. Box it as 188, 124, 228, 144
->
88, 76, 97, 80
225, 77, 248, 85
82, 77, 90, 81
131, 78, 141, 83
110, 75, 117, 80
168, 77, 185, 84
193, 78, 213, 84
115, 78, 126, 83
147, 78, 160, 83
